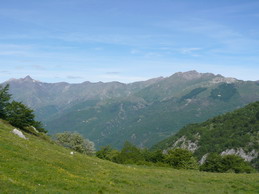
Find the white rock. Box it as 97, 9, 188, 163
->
199, 153, 209, 165
12, 129, 27, 139
31, 126, 39, 133
172, 136, 199, 152
221, 148, 258, 162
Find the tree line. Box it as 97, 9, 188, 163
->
96, 141, 255, 173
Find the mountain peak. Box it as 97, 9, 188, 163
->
172, 70, 217, 80
24, 75, 33, 81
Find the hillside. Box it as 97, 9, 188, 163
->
1, 120, 259, 193
152, 101, 259, 169
4, 71, 259, 148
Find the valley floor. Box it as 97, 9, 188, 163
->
0, 120, 258, 193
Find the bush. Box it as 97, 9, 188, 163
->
199, 153, 223, 172
96, 145, 120, 162
54, 132, 95, 155
115, 141, 145, 164
200, 153, 255, 173
164, 148, 198, 170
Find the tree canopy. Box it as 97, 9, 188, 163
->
0, 84, 46, 133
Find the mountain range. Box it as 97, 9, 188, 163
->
3, 70, 259, 148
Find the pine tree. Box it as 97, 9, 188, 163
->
0, 84, 11, 119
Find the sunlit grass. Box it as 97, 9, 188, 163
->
0, 119, 258, 193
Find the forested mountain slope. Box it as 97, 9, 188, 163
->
152, 101, 259, 169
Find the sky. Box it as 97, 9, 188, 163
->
0, 0, 259, 83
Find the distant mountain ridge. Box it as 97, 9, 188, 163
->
3, 70, 259, 148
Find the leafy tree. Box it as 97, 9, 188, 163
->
221, 155, 255, 173
96, 145, 120, 162
54, 132, 95, 155
164, 148, 198, 169
116, 141, 145, 164
143, 149, 165, 163
0, 84, 11, 119
200, 153, 255, 173
199, 153, 224, 172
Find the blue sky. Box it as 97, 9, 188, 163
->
0, 0, 259, 83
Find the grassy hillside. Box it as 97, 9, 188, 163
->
1, 120, 259, 193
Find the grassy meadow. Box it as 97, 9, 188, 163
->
0, 120, 259, 193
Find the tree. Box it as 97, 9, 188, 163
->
0, 84, 11, 119
96, 145, 120, 162
221, 155, 254, 173
54, 132, 95, 155
200, 153, 255, 173
199, 153, 224, 172
143, 149, 164, 163
6, 101, 35, 129
116, 141, 145, 164
164, 148, 198, 169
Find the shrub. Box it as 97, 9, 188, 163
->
96, 145, 120, 162
164, 148, 198, 170
200, 153, 255, 173
116, 141, 145, 164
54, 132, 95, 155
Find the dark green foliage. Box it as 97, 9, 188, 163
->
251, 156, 259, 170
200, 153, 224, 172
96, 145, 120, 162
32, 120, 47, 133
54, 132, 95, 155
164, 148, 198, 169
210, 83, 238, 101
96, 143, 197, 169
0, 84, 11, 119
142, 149, 165, 163
180, 87, 207, 102
116, 141, 145, 164
200, 153, 255, 173
6, 101, 35, 129
0, 84, 46, 133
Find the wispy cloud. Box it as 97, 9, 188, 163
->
67, 75, 83, 79
106, 72, 120, 75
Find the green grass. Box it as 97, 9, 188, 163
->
0, 120, 259, 193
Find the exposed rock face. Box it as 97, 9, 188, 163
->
199, 153, 209, 165
12, 129, 27, 139
210, 77, 237, 84
221, 148, 258, 162
31, 126, 39, 133
170, 136, 199, 152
